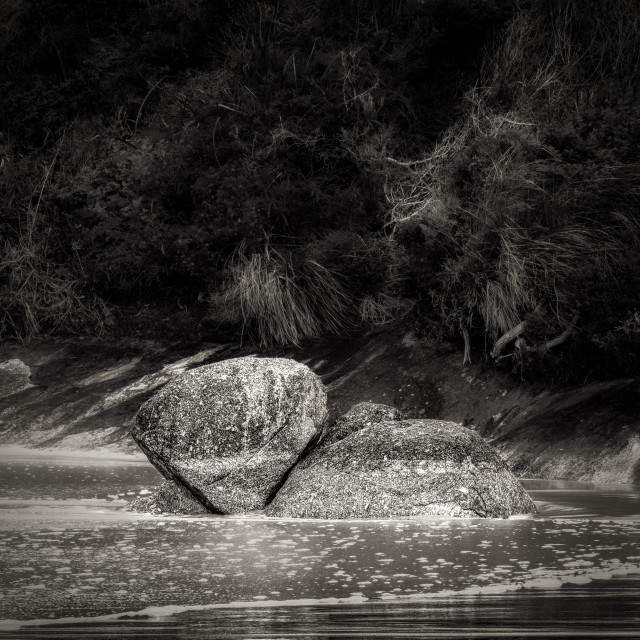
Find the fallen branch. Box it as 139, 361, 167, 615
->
462, 326, 471, 365
491, 320, 527, 359
490, 313, 580, 360
537, 313, 580, 353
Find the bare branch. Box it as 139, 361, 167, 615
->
134, 75, 166, 136
491, 320, 527, 359
462, 326, 471, 366
538, 313, 580, 352
491, 313, 580, 360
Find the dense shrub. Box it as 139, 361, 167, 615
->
0, 139, 108, 338
388, 0, 640, 378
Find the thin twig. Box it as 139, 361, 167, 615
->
134, 75, 166, 136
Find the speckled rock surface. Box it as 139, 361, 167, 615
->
126, 480, 210, 515
319, 402, 402, 446
132, 356, 327, 513
266, 419, 536, 519
0, 359, 32, 398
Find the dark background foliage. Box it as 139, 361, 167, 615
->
1, 0, 639, 383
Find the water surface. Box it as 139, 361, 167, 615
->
1, 450, 639, 639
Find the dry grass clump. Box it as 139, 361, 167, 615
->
359, 293, 414, 327
0, 137, 108, 340
0, 232, 108, 340
210, 245, 356, 347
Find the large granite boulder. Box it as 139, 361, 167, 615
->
132, 357, 327, 513
266, 419, 536, 519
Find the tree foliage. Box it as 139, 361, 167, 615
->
2, 0, 507, 340
3, 0, 640, 381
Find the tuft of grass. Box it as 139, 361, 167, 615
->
0, 134, 108, 341
210, 245, 356, 347
359, 293, 414, 327
0, 232, 108, 340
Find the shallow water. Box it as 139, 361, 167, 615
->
0, 450, 639, 639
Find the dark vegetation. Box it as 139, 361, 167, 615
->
1, 0, 639, 383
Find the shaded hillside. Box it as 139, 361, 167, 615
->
2, 329, 639, 483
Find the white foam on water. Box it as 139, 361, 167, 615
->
2, 560, 639, 631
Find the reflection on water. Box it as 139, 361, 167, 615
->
522, 479, 640, 520
0, 454, 161, 502
6, 577, 640, 640
0, 451, 639, 639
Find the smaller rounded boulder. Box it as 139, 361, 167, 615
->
0, 359, 32, 398
266, 419, 536, 519
133, 357, 326, 513
126, 480, 210, 515
319, 401, 402, 446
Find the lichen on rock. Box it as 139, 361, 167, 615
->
132, 356, 327, 514
266, 418, 537, 519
